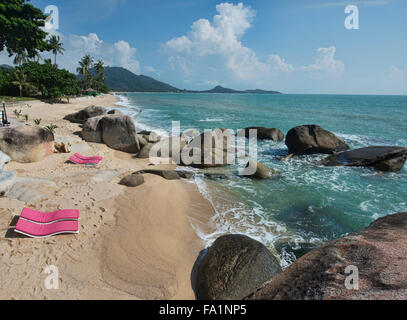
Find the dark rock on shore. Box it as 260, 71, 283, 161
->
176, 171, 195, 179
239, 127, 284, 142
242, 161, 280, 179
64, 105, 107, 124
248, 212, 407, 300
107, 109, 124, 116
0, 126, 54, 163
119, 173, 145, 187
196, 234, 282, 300
135, 169, 181, 180
100, 115, 140, 153
285, 125, 349, 155
322, 146, 407, 172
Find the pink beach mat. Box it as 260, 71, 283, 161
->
69, 156, 100, 165
15, 219, 79, 238
21, 208, 79, 224
74, 153, 103, 161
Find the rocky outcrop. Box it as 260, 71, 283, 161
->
0, 171, 16, 196
119, 173, 145, 187
241, 161, 280, 179
64, 105, 107, 124
285, 125, 349, 155
239, 127, 285, 142
248, 212, 407, 300
135, 169, 181, 180
81, 115, 143, 153
322, 146, 407, 172
196, 234, 282, 300
183, 129, 235, 168
99, 115, 140, 153
7, 177, 57, 202
0, 126, 54, 163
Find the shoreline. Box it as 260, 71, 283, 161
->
0, 94, 215, 299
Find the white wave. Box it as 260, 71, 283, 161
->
199, 118, 224, 122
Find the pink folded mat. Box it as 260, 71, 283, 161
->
15, 219, 79, 238
69, 156, 100, 165
74, 153, 103, 161
21, 208, 79, 224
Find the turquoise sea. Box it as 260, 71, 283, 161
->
117, 93, 407, 267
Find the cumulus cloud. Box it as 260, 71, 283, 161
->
298, 46, 344, 75
165, 2, 343, 82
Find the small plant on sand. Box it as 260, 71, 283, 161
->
45, 124, 58, 133
13, 109, 22, 119
34, 118, 42, 125
24, 114, 29, 122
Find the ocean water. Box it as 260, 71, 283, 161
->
117, 93, 407, 268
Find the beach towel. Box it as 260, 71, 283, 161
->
74, 153, 103, 161
69, 156, 100, 165
20, 208, 79, 224
15, 219, 79, 238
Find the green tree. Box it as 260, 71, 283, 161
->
13, 50, 28, 66
76, 55, 94, 90
20, 62, 80, 99
48, 35, 64, 66
0, 0, 51, 58
12, 69, 35, 97
94, 59, 108, 93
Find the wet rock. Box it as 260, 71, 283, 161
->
322, 146, 407, 172
285, 125, 349, 155
239, 127, 285, 141
196, 234, 282, 300
241, 161, 280, 179
248, 212, 407, 300
0, 126, 54, 163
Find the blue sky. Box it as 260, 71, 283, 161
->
1, 0, 406, 94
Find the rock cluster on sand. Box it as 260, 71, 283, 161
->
0, 126, 54, 163
248, 212, 407, 300
196, 234, 282, 300
285, 124, 349, 155
239, 127, 285, 142
322, 146, 407, 172
64, 105, 107, 124
135, 169, 181, 180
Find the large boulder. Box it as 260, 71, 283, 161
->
241, 161, 280, 179
100, 115, 140, 153
196, 234, 282, 300
322, 146, 407, 172
239, 127, 285, 142
248, 212, 407, 300
285, 125, 349, 155
183, 129, 235, 168
64, 105, 107, 124
0, 126, 54, 163
81, 115, 142, 154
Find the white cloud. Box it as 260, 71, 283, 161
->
298, 46, 344, 75
165, 2, 343, 82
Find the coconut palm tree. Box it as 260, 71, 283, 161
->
13, 50, 28, 66
48, 35, 64, 66
94, 59, 106, 91
76, 54, 94, 90
12, 69, 35, 97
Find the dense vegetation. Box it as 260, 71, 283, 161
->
77, 55, 108, 93
104, 67, 180, 92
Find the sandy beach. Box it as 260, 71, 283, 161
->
0, 94, 214, 300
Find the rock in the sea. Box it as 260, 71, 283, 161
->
0, 126, 54, 163
64, 105, 107, 124
0, 171, 16, 196
248, 212, 407, 300
239, 127, 285, 142
119, 173, 145, 187
241, 161, 280, 179
183, 129, 235, 168
107, 109, 124, 116
285, 125, 349, 155
176, 170, 195, 179
0, 150, 11, 170
322, 146, 407, 172
135, 169, 180, 180
196, 234, 282, 300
